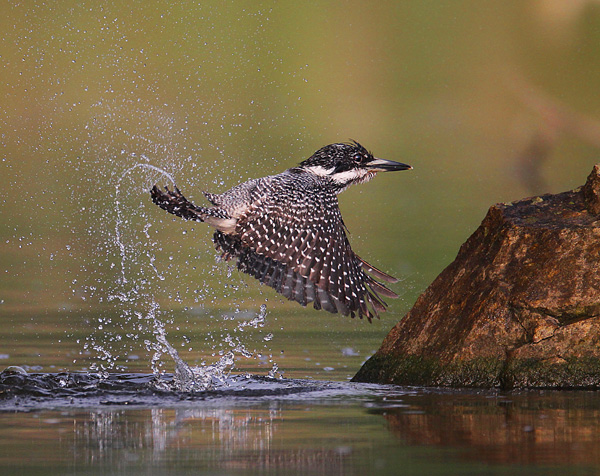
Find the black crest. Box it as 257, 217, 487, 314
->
299, 140, 374, 172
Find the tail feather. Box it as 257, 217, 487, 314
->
151, 185, 234, 230
151, 185, 206, 221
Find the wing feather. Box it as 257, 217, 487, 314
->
213, 173, 398, 320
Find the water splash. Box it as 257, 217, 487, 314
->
173, 304, 274, 392
115, 163, 176, 285
85, 161, 278, 390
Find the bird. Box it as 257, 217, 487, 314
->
151, 141, 412, 321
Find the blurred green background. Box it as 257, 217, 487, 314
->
2, 1, 600, 377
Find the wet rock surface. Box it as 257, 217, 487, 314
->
354, 164, 600, 389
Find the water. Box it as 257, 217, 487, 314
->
2, 370, 600, 475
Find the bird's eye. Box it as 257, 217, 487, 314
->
353, 153, 364, 162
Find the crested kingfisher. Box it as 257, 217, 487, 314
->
151, 141, 412, 321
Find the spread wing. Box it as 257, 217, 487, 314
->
214, 182, 398, 321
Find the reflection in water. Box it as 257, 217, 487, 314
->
381, 391, 600, 467
71, 406, 350, 472
0, 371, 367, 472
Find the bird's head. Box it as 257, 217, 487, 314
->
299, 141, 412, 190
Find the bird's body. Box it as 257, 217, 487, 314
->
151, 141, 411, 321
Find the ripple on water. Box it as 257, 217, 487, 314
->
0, 368, 414, 411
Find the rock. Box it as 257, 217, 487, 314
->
380, 392, 600, 466
583, 164, 600, 214
353, 164, 600, 389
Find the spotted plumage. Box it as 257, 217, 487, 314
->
151, 141, 412, 321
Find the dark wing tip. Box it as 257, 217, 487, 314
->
356, 255, 398, 283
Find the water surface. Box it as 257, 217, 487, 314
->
2, 371, 599, 475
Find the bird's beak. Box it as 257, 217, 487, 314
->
366, 158, 413, 172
